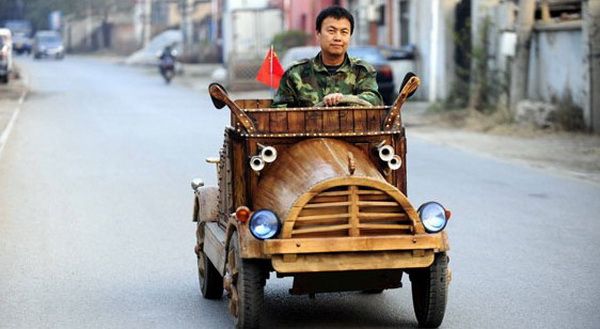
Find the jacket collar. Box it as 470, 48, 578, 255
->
312, 52, 352, 74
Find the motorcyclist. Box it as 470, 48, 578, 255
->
158, 44, 178, 83
159, 44, 177, 61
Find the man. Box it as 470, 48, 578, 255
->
272, 6, 383, 107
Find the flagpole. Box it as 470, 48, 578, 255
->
269, 45, 274, 96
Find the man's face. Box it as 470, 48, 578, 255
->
317, 17, 352, 58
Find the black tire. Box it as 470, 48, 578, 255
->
410, 252, 449, 328
0, 75, 8, 84
198, 248, 224, 299
226, 232, 264, 329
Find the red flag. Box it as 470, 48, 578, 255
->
256, 46, 284, 89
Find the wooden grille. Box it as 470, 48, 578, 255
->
290, 185, 413, 238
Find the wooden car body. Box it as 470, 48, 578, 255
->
194, 98, 449, 294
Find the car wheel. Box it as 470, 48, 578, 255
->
0, 75, 8, 84
225, 232, 264, 329
197, 247, 224, 299
410, 252, 449, 328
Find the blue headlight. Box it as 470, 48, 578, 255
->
418, 202, 448, 233
249, 209, 281, 240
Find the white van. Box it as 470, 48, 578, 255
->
0, 28, 13, 83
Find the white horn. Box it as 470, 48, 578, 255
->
377, 144, 395, 162
249, 156, 265, 172
388, 155, 403, 170
260, 146, 278, 163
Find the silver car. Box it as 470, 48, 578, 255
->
33, 30, 65, 60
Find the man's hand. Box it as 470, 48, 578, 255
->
322, 93, 344, 106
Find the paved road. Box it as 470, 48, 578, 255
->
1, 56, 599, 329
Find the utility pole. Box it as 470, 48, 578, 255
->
181, 0, 194, 58
143, 0, 152, 47
509, 0, 536, 114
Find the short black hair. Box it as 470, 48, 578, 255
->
316, 6, 354, 35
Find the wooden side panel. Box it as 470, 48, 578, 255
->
270, 111, 288, 133
232, 136, 248, 210
305, 111, 323, 132
254, 112, 270, 132
287, 112, 305, 133
339, 110, 354, 131
353, 109, 367, 132
323, 110, 340, 133
367, 109, 381, 131
203, 222, 227, 274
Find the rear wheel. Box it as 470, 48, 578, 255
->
225, 232, 264, 329
410, 252, 449, 328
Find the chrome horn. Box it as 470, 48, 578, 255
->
259, 144, 278, 163
376, 141, 395, 162
249, 156, 265, 172
388, 155, 403, 170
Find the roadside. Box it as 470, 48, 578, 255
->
0, 65, 28, 157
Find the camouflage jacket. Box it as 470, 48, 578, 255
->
272, 52, 383, 107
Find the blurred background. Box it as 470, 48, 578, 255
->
1, 0, 598, 132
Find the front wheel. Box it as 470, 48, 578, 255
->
225, 232, 264, 329
198, 249, 224, 299
410, 252, 449, 328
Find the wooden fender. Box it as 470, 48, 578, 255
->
194, 186, 219, 222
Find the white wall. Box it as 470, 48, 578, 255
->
527, 25, 585, 109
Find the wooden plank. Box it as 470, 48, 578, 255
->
292, 224, 351, 235
296, 213, 350, 222
358, 224, 413, 230
319, 190, 351, 197
293, 219, 349, 227
367, 109, 381, 131
305, 110, 323, 132
357, 190, 386, 195
323, 110, 340, 132
232, 137, 247, 211
271, 251, 435, 273
303, 201, 350, 208
359, 213, 408, 220
298, 206, 350, 217
348, 186, 359, 236
203, 222, 226, 274
269, 111, 288, 133
308, 195, 348, 204
358, 201, 399, 207
253, 112, 270, 132
263, 233, 447, 255
287, 112, 305, 133
339, 109, 354, 131
353, 109, 367, 132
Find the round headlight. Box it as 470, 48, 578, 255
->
249, 209, 281, 240
418, 202, 448, 233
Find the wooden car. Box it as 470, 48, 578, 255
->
191, 74, 451, 329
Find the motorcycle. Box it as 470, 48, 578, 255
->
159, 55, 176, 84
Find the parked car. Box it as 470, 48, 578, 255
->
281, 46, 397, 105
4, 20, 32, 55
33, 30, 64, 60
12, 32, 32, 55
0, 28, 13, 83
